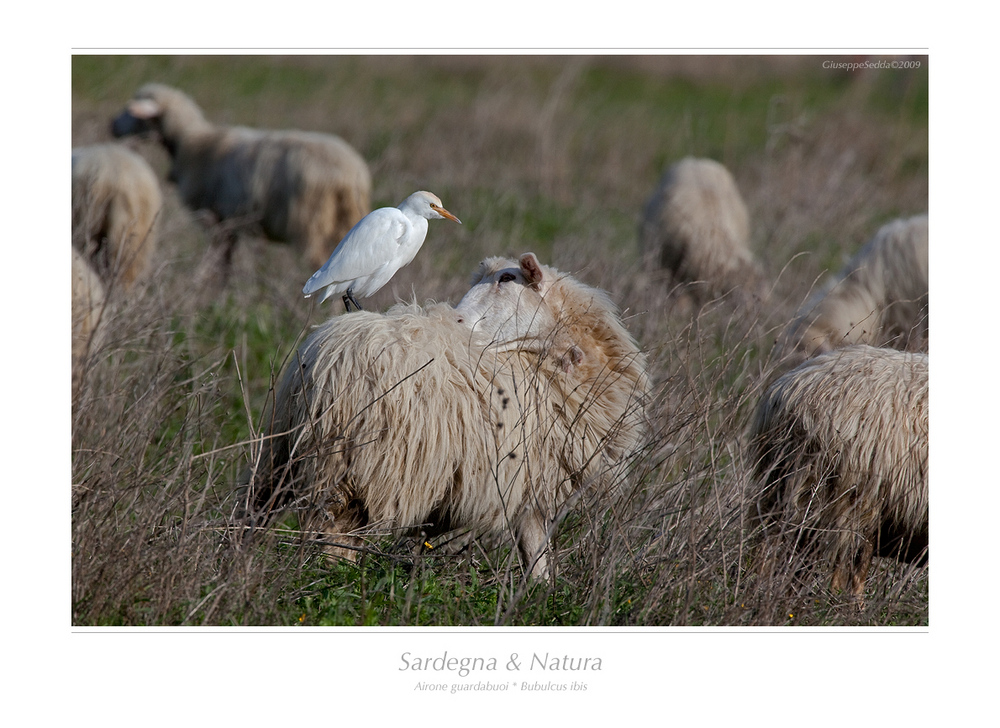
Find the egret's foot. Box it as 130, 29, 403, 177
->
343, 290, 364, 312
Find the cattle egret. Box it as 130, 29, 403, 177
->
302, 190, 461, 311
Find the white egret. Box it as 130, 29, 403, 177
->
302, 190, 461, 311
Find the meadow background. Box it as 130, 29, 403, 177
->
70, 54, 929, 626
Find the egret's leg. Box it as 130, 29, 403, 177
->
343, 289, 364, 312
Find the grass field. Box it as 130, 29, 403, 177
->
70, 54, 928, 626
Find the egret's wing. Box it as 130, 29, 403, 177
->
302, 209, 407, 295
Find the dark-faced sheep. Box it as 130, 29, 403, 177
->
111, 83, 372, 271
780, 214, 928, 362
72, 143, 163, 292
639, 157, 762, 306
72, 247, 106, 388
747, 345, 928, 605
244, 253, 649, 579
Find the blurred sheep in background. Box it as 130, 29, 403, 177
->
71, 247, 106, 389
779, 213, 928, 364
639, 157, 764, 308
72, 143, 163, 292
111, 83, 372, 278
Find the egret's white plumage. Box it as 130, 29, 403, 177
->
302, 190, 461, 310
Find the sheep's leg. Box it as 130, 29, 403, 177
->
849, 541, 874, 610
309, 501, 367, 563
516, 511, 551, 580
215, 231, 238, 285
196, 226, 238, 291
322, 532, 365, 562
343, 288, 364, 312
754, 538, 781, 592
832, 540, 874, 611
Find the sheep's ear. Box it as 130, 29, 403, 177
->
556, 344, 585, 373
127, 98, 163, 119
519, 253, 544, 290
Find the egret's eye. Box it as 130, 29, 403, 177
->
499, 272, 516, 283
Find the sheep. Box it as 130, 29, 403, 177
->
639, 157, 762, 306
780, 214, 928, 362
111, 83, 372, 272
747, 344, 928, 605
72, 247, 106, 387
243, 253, 649, 580
72, 143, 163, 292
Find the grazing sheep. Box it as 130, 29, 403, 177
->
639, 157, 761, 305
72, 247, 106, 385
780, 214, 928, 362
244, 253, 649, 579
748, 345, 928, 604
111, 83, 372, 271
72, 143, 163, 291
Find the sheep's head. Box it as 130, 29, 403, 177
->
457, 252, 649, 398
456, 253, 560, 354
111, 84, 210, 149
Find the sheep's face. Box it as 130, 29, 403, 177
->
456, 253, 559, 352
111, 95, 163, 139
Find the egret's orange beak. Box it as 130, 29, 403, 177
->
436, 205, 462, 224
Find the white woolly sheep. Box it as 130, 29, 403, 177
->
111, 83, 372, 271
72, 247, 106, 386
244, 253, 649, 579
747, 345, 928, 604
781, 214, 928, 361
72, 143, 163, 291
639, 157, 762, 304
